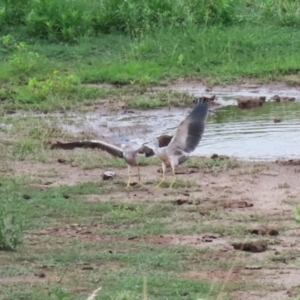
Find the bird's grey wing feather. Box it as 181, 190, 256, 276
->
51, 140, 124, 158
84, 140, 124, 158
168, 100, 208, 153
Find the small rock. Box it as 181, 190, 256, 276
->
202, 234, 220, 239
245, 265, 262, 270
270, 95, 281, 102
270, 95, 296, 102
276, 159, 300, 166
102, 170, 116, 180
248, 227, 279, 236
203, 238, 213, 242
261, 171, 279, 177
211, 154, 230, 160
34, 272, 46, 278
237, 96, 265, 109
57, 158, 67, 164
232, 241, 268, 252
81, 266, 94, 271
40, 265, 48, 269
6, 110, 16, 114
122, 109, 135, 114
193, 95, 216, 104
173, 199, 191, 205
282, 96, 295, 102
223, 201, 253, 209
43, 181, 53, 186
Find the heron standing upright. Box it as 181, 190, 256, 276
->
143, 100, 208, 188
51, 135, 173, 188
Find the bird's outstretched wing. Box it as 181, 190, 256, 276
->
51, 140, 124, 158
168, 100, 208, 153
141, 134, 173, 157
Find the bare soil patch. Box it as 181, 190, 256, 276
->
10, 156, 299, 299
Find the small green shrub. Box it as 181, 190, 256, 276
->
27, 71, 80, 102
92, 0, 237, 34
2, 0, 237, 41
0, 202, 23, 251
296, 206, 300, 223
13, 138, 42, 158
9, 42, 41, 75
260, 0, 300, 27
1, 0, 30, 26
26, 0, 94, 42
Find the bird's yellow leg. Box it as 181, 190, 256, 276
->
169, 175, 177, 189
125, 165, 131, 189
156, 176, 166, 188
156, 162, 166, 188
169, 166, 177, 189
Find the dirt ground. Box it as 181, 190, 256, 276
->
5, 154, 300, 300
1, 83, 300, 299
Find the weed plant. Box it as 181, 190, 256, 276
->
1, 0, 300, 110
1, 0, 237, 41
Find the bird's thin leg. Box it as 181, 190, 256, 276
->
125, 165, 131, 189
156, 162, 166, 188
137, 166, 142, 184
169, 163, 177, 189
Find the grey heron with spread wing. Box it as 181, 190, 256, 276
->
143, 100, 208, 189
51, 135, 173, 189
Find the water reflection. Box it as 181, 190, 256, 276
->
202, 102, 300, 160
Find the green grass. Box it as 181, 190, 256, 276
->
0, 161, 294, 299
1, 1, 300, 110
1, 1, 300, 298
0, 144, 299, 299
0, 175, 228, 300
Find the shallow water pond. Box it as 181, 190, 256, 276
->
3, 84, 300, 160
57, 101, 300, 161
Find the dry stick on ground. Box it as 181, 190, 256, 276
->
214, 237, 250, 300
50, 135, 173, 189
86, 287, 102, 300
143, 276, 148, 300
57, 265, 69, 284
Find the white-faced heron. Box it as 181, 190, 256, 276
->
51, 135, 173, 188
143, 100, 208, 188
